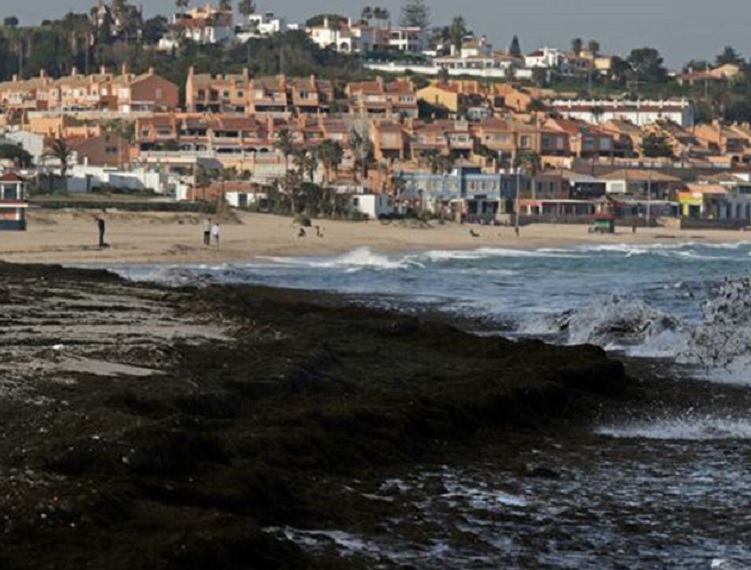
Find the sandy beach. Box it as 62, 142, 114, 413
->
2, 209, 750, 265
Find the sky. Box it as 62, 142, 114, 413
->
4, 0, 751, 68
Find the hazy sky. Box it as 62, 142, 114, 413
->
5, 0, 750, 68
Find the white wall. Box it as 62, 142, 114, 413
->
349, 193, 394, 219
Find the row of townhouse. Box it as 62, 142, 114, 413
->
185, 70, 419, 119
369, 117, 625, 166
0, 66, 179, 114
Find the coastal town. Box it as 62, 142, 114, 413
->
1, 0, 751, 233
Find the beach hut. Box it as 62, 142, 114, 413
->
0, 173, 27, 231
590, 212, 615, 234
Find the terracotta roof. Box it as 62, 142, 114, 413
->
0, 173, 24, 182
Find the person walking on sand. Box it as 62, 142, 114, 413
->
96, 216, 107, 248
203, 217, 212, 246
211, 221, 220, 248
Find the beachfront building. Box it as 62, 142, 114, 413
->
347, 193, 396, 219
397, 166, 520, 222
0, 173, 28, 230
551, 99, 695, 128
599, 169, 683, 200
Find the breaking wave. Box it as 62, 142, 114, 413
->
597, 413, 751, 440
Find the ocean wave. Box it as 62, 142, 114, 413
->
596, 414, 751, 440
261, 247, 423, 271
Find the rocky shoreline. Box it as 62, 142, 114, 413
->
0, 262, 634, 569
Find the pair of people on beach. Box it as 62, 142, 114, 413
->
203, 217, 221, 248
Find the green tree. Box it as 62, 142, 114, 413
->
715, 46, 744, 66
449, 16, 466, 54
400, 0, 429, 29
142, 15, 168, 45
318, 140, 343, 184
238, 0, 256, 18
175, 0, 190, 11
219, 0, 233, 12
526, 98, 547, 113
587, 39, 600, 56
509, 35, 521, 58
349, 128, 372, 183
425, 149, 440, 174
3, 16, 19, 29
44, 137, 72, 181
361, 6, 373, 21
571, 37, 583, 55
275, 128, 295, 174
514, 151, 542, 200
281, 169, 302, 214
627, 47, 667, 83
641, 133, 674, 159
293, 147, 319, 183
0, 143, 32, 167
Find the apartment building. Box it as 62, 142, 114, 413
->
0, 67, 178, 113
346, 77, 418, 119
186, 70, 333, 116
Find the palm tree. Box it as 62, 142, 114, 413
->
275, 128, 295, 175
436, 152, 455, 174
304, 147, 319, 183
514, 151, 542, 200
238, 0, 256, 19
175, 0, 189, 12
318, 140, 343, 184
449, 16, 466, 55
349, 128, 372, 185
45, 137, 72, 183
219, 0, 232, 12
571, 37, 583, 56
425, 149, 440, 174
293, 147, 317, 182
281, 170, 302, 214
361, 6, 373, 21
195, 165, 217, 201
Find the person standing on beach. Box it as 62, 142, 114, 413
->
203, 217, 212, 246
211, 221, 220, 248
96, 217, 106, 248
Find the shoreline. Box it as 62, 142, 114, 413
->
2, 262, 750, 568
1, 209, 750, 265
0, 261, 632, 569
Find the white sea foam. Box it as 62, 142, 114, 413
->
597, 415, 751, 440
262, 247, 422, 270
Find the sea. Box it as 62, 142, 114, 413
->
114, 241, 751, 569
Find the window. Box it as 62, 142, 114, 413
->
520, 136, 531, 149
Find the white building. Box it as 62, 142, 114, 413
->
66, 165, 170, 194
237, 12, 288, 39
524, 47, 567, 69
551, 99, 695, 128
348, 193, 395, 219
387, 26, 425, 52
166, 5, 235, 46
